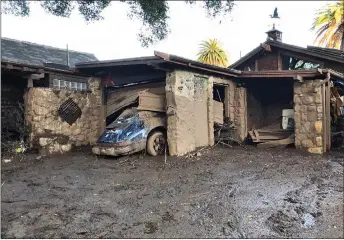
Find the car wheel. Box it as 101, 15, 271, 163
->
147, 131, 166, 156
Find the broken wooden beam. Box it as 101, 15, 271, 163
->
257, 134, 295, 149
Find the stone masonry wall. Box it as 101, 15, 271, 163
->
26, 77, 102, 155
294, 80, 324, 154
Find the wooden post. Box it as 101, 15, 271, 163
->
255, 60, 258, 71
224, 85, 230, 119
326, 82, 331, 151
277, 52, 281, 70
100, 85, 107, 132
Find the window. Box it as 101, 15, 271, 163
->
281, 55, 321, 70
53, 79, 87, 91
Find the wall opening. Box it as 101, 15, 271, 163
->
245, 78, 294, 144
1, 72, 28, 144
213, 84, 226, 125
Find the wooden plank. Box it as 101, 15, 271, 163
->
248, 131, 255, 140
256, 129, 292, 133
277, 51, 282, 70
253, 135, 287, 141
106, 95, 138, 116
213, 100, 224, 124
326, 82, 331, 150
253, 129, 260, 141
224, 85, 230, 119
137, 92, 166, 112
257, 134, 295, 149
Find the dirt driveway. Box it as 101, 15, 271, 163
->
1, 146, 343, 238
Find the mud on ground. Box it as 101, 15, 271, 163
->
1, 146, 343, 238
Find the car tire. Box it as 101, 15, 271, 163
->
146, 131, 166, 156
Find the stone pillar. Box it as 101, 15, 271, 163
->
294, 80, 324, 154
234, 86, 247, 141
207, 77, 214, 147
165, 70, 213, 156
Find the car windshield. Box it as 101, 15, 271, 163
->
106, 108, 138, 129
98, 108, 145, 143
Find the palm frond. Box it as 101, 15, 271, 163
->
196, 38, 229, 67
311, 1, 344, 50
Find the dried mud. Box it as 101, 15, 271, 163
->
1, 146, 343, 238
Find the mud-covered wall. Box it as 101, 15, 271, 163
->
165, 70, 212, 156
294, 80, 324, 154
165, 70, 239, 156
26, 77, 103, 154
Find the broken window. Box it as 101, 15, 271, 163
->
58, 98, 82, 125
281, 55, 320, 70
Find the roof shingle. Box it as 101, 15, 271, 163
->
1, 37, 98, 68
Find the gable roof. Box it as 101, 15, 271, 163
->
1, 37, 98, 68
230, 40, 344, 69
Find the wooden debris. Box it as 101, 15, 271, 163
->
257, 134, 295, 149
248, 124, 293, 143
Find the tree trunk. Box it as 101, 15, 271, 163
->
341, 32, 344, 51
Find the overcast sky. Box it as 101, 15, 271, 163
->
1, 1, 331, 64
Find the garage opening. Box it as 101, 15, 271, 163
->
245, 78, 294, 145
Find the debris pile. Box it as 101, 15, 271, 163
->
214, 118, 241, 146
1, 102, 29, 153
331, 81, 344, 148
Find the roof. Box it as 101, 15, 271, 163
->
76, 51, 241, 77
230, 40, 344, 69
306, 45, 344, 59
1, 37, 98, 68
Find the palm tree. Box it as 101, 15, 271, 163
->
197, 39, 229, 67
311, 1, 344, 51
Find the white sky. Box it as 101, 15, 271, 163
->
1, 1, 332, 64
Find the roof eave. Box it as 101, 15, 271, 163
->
154, 51, 241, 77
75, 56, 163, 68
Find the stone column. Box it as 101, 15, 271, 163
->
294, 80, 324, 154
165, 70, 213, 156
234, 86, 247, 141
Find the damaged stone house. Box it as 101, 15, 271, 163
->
74, 23, 344, 156
1, 38, 104, 154
228, 26, 344, 153
75, 46, 343, 156
2, 27, 344, 157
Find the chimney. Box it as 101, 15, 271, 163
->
266, 7, 282, 42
